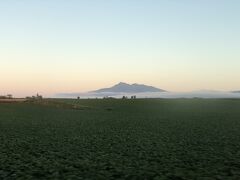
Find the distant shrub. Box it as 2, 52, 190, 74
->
103, 96, 115, 99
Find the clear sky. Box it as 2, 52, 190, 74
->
1, 0, 240, 97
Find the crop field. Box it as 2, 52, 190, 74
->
1, 99, 240, 179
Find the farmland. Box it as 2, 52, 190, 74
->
1, 99, 240, 179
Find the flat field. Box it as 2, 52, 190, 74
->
1, 99, 240, 179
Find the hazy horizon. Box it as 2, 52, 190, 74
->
1, 0, 240, 97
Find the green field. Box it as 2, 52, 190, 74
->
1, 99, 240, 179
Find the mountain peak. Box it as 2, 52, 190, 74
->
116, 82, 129, 86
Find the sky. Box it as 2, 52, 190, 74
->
0, 0, 240, 97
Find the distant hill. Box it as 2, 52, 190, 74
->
91, 82, 166, 93
232, 91, 240, 93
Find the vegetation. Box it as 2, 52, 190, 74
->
0, 94, 13, 99
0, 99, 240, 179
26, 93, 43, 100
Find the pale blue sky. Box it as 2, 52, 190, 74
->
0, 0, 240, 96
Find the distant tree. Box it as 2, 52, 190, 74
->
122, 96, 128, 99
131, 95, 136, 99
36, 93, 43, 100
77, 96, 80, 100
27, 93, 43, 101
7, 94, 13, 99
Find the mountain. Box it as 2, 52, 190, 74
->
91, 82, 166, 93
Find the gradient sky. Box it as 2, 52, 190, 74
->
1, 0, 240, 97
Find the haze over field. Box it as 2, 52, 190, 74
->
1, 1, 240, 97
56, 82, 240, 99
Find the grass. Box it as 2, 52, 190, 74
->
1, 99, 240, 179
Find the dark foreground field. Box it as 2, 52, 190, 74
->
1, 99, 240, 179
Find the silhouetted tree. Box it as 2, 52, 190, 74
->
131, 95, 136, 99
122, 96, 128, 99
